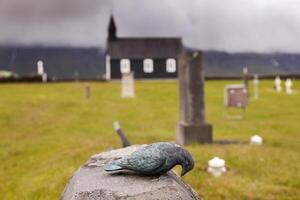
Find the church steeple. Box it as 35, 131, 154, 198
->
108, 15, 117, 41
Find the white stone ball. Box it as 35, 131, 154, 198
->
208, 157, 226, 177
250, 135, 263, 145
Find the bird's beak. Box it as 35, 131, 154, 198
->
181, 168, 188, 176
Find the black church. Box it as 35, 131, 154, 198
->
105, 16, 183, 79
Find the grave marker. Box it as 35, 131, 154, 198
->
42, 73, 47, 83
224, 85, 248, 108
176, 51, 213, 144
208, 157, 226, 177
37, 60, 47, 82
113, 121, 131, 147
250, 135, 263, 145
285, 78, 293, 94
242, 67, 249, 95
84, 83, 91, 99
253, 74, 259, 99
224, 84, 248, 118
37, 60, 44, 75
121, 72, 135, 98
74, 71, 79, 82
274, 76, 282, 92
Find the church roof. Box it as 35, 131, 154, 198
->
107, 37, 183, 59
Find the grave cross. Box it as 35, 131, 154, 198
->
274, 76, 282, 92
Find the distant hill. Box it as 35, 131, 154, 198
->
203, 51, 300, 77
0, 46, 105, 80
0, 46, 299, 79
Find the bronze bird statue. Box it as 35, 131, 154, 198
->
104, 142, 194, 176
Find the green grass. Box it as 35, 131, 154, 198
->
0, 80, 299, 200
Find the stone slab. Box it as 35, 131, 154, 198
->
122, 72, 135, 98
61, 145, 201, 200
177, 123, 213, 144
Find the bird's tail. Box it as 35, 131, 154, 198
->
104, 163, 123, 171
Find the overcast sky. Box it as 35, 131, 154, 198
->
0, 0, 300, 53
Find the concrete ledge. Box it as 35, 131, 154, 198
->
61, 145, 201, 200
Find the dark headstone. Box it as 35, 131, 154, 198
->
224, 85, 248, 108
176, 51, 213, 144
84, 83, 91, 99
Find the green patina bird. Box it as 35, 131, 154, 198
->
104, 142, 194, 176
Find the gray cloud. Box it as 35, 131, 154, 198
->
0, 0, 300, 52
0, 0, 111, 46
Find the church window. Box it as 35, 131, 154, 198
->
143, 59, 154, 73
166, 58, 176, 73
120, 59, 131, 73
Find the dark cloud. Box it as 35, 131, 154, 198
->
0, 0, 111, 46
0, 0, 299, 52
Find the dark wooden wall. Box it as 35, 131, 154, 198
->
110, 58, 178, 79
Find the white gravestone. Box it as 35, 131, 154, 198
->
274, 76, 282, 92
37, 60, 47, 82
208, 157, 226, 177
37, 60, 44, 75
250, 135, 263, 145
285, 78, 293, 95
122, 72, 135, 98
42, 73, 47, 82
253, 74, 259, 99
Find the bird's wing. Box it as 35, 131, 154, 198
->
116, 147, 165, 173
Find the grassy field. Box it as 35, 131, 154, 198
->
0, 80, 299, 200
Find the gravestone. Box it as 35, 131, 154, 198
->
253, 74, 259, 99
74, 71, 79, 82
285, 78, 293, 94
37, 60, 44, 75
84, 83, 91, 99
242, 67, 249, 94
176, 51, 213, 144
121, 72, 135, 98
224, 84, 248, 118
42, 73, 47, 83
61, 145, 201, 200
224, 85, 248, 108
37, 60, 47, 83
274, 76, 282, 92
